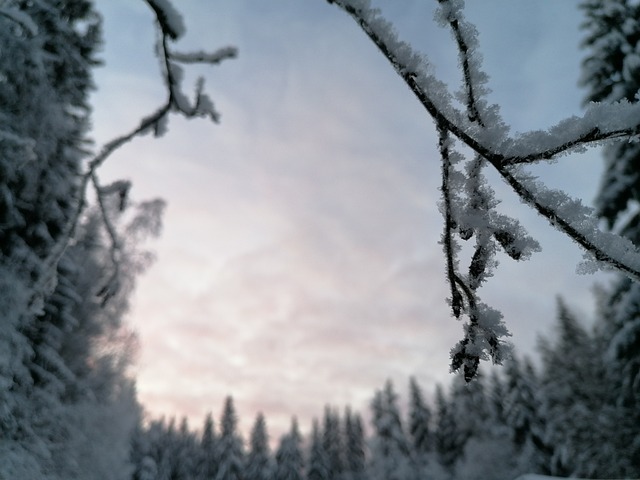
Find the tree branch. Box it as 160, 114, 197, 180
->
327, 0, 640, 379
29, 1, 235, 311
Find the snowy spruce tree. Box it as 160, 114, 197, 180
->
433, 384, 462, 473
307, 419, 330, 480
216, 397, 245, 480
453, 372, 529, 480
0, 1, 106, 476
1, 0, 233, 476
199, 411, 220, 479
368, 381, 413, 480
501, 356, 548, 473
538, 299, 620, 477
322, 406, 346, 479
275, 418, 305, 480
407, 377, 433, 463
580, 0, 640, 475
245, 412, 275, 480
343, 407, 366, 480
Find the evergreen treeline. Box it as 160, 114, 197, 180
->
130, 300, 639, 480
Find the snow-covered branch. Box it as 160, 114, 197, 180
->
327, 0, 640, 379
31, 0, 235, 311
0, 6, 38, 36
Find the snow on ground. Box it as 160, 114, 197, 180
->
515, 475, 637, 480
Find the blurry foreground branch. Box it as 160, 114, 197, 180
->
31, 0, 236, 311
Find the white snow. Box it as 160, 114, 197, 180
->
515, 476, 638, 480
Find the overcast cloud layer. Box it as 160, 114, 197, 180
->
91, 0, 610, 439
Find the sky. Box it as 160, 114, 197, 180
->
90, 0, 612, 440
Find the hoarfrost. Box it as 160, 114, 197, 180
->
328, 0, 640, 379
146, 0, 185, 39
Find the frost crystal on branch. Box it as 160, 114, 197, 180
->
327, 0, 640, 379
31, 0, 235, 311
146, 0, 185, 39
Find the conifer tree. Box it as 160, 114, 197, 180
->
245, 413, 274, 480
216, 396, 245, 480
407, 377, 432, 459
449, 373, 490, 447
175, 417, 198, 479
0, 1, 103, 476
580, 3, 640, 475
130, 420, 168, 480
537, 299, 619, 477
275, 418, 304, 480
307, 419, 330, 480
199, 412, 219, 479
501, 356, 548, 474
343, 407, 366, 480
0, 0, 234, 476
453, 371, 529, 480
368, 380, 412, 480
433, 384, 462, 472
322, 406, 345, 479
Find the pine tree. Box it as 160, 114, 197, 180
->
130, 423, 159, 480
0, 0, 233, 476
368, 380, 412, 480
407, 377, 432, 459
343, 407, 366, 480
538, 299, 611, 477
216, 396, 245, 480
322, 406, 345, 479
176, 417, 199, 479
456, 374, 491, 436
433, 384, 462, 472
453, 371, 530, 480
307, 419, 330, 480
0, 1, 104, 476
581, 0, 640, 223
199, 412, 219, 479
137, 417, 179, 480
245, 413, 274, 480
502, 356, 548, 474
275, 417, 304, 480
580, 2, 640, 475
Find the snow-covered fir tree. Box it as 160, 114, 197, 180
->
216, 396, 245, 480
580, 1, 640, 475
275, 417, 304, 480
322, 406, 346, 479
538, 299, 619, 478
433, 384, 462, 473
307, 419, 330, 480
0, 1, 101, 476
0, 0, 234, 476
407, 377, 432, 461
343, 407, 366, 480
454, 372, 530, 480
368, 380, 413, 480
199, 411, 220, 479
501, 356, 547, 474
245, 412, 275, 480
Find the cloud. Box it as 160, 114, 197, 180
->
132, 235, 456, 439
